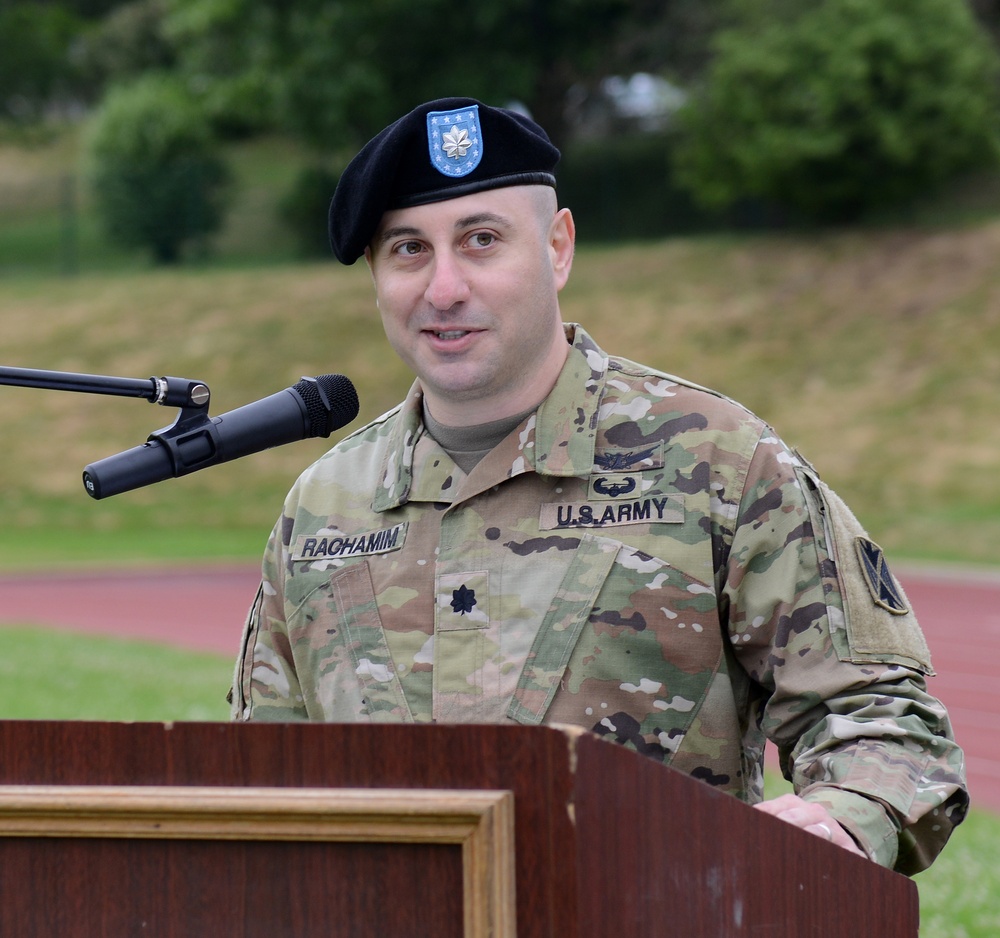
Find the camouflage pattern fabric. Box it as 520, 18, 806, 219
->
232, 323, 968, 873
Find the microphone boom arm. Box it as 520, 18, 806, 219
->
0, 365, 211, 409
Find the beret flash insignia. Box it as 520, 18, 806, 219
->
427, 105, 483, 178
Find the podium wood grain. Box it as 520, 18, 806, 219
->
0, 721, 918, 937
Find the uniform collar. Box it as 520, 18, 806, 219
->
373, 323, 608, 511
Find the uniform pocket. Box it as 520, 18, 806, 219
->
507, 533, 622, 725
795, 466, 933, 674
329, 562, 414, 720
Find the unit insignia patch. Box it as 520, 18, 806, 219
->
855, 537, 909, 615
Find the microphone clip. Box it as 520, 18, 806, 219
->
143, 384, 219, 481
150, 376, 211, 409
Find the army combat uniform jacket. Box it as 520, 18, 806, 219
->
233, 324, 967, 873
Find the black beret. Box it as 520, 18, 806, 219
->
328, 97, 560, 264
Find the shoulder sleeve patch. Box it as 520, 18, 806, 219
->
855, 537, 909, 615
795, 467, 934, 674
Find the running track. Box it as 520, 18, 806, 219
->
0, 564, 997, 814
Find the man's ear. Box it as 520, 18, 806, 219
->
549, 207, 576, 291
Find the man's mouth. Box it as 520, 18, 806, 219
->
432, 330, 471, 340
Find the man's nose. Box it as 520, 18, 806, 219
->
424, 254, 471, 310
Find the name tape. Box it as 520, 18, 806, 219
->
292, 523, 408, 561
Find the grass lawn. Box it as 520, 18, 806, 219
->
914, 812, 1000, 938
0, 626, 231, 722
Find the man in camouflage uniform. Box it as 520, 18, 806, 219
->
232, 98, 967, 874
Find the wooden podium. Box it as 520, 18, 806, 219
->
0, 721, 918, 937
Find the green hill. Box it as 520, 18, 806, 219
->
2, 128, 999, 569
2, 221, 1000, 569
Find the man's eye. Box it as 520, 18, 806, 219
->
395, 241, 423, 256
471, 232, 496, 247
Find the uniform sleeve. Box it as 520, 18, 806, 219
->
230, 513, 310, 722
721, 432, 969, 874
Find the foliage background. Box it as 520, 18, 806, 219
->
7, 0, 1000, 242
675, 0, 1000, 221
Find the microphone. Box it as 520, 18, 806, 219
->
83, 374, 359, 499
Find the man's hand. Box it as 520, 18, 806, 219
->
753, 793, 867, 858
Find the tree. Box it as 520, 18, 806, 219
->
606, 0, 738, 85
0, 3, 83, 121
74, 0, 176, 93
674, 0, 1000, 222
85, 74, 229, 263
969, 0, 1000, 42
163, 0, 628, 150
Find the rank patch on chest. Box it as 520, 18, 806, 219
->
539, 495, 684, 530
292, 523, 408, 562
436, 571, 489, 629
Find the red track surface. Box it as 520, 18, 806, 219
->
0, 564, 996, 814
